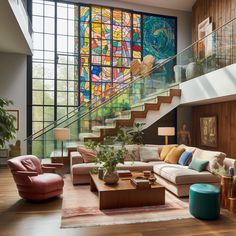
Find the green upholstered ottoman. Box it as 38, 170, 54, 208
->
189, 184, 220, 220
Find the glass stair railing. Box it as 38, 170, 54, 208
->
27, 17, 236, 159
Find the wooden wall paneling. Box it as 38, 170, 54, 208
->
192, 101, 236, 159
192, 0, 236, 43
230, 102, 236, 156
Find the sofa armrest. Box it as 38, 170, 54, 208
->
71, 151, 84, 165
14, 170, 38, 176
42, 166, 56, 173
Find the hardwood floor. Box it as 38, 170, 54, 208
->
0, 166, 236, 236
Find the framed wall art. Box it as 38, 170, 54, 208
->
7, 110, 19, 130
200, 116, 217, 147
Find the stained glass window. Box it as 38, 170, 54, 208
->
78, 6, 137, 103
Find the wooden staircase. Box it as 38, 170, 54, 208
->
84, 88, 181, 143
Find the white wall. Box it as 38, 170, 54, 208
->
0, 53, 27, 154
180, 63, 236, 105
68, 0, 192, 52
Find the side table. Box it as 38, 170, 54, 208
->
50, 150, 69, 173
221, 175, 236, 211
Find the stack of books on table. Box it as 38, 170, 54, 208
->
117, 170, 132, 177
130, 177, 151, 189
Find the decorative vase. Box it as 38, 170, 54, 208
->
185, 62, 202, 80
103, 169, 119, 185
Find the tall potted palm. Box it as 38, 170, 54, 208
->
0, 98, 16, 148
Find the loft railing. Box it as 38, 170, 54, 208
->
27, 17, 236, 158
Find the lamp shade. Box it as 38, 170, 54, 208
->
54, 128, 70, 141
158, 127, 175, 136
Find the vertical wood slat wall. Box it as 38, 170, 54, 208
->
192, 0, 236, 42
192, 0, 236, 65
192, 101, 236, 159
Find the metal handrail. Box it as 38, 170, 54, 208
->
29, 16, 236, 140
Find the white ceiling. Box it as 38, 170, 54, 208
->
114, 0, 196, 12
0, 1, 31, 54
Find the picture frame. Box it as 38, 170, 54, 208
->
200, 116, 217, 147
7, 110, 19, 130
198, 17, 213, 58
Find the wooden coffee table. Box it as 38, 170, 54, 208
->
90, 173, 165, 210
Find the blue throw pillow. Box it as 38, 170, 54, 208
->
178, 151, 192, 166
189, 159, 209, 172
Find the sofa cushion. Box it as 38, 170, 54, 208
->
179, 144, 197, 153
72, 161, 153, 175
153, 163, 220, 185
192, 148, 226, 172
160, 145, 175, 161
124, 145, 140, 161
77, 146, 96, 163
189, 159, 209, 172
178, 151, 193, 166
164, 147, 185, 164
139, 146, 160, 162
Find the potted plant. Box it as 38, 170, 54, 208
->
86, 141, 128, 184
0, 98, 16, 148
128, 122, 145, 145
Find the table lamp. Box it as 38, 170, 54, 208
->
54, 128, 70, 157
158, 127, 175, 145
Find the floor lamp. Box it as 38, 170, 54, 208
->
54, 128, 70, 157
158, 127, 175, 145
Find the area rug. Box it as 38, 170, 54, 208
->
61, 175, 192, 228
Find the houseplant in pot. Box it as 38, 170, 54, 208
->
0, 98, 16, 148
86, 141, 129, 184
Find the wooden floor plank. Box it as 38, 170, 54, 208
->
0, 167, 236, 236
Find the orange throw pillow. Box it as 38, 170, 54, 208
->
160, 145, 174, 161
77, 146, 96, 163
165, 147, 185, 164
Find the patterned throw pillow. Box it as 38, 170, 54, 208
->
77, 146, 97, 163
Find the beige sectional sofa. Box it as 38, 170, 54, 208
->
70, 144, 236, 197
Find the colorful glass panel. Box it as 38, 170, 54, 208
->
122, 27, 131, 41
80, 56, 89, 65
92, 82, 102, 98
80, 23, 89, 38
91, 38, 101, 55
113, 57, 122, 67
102, 8, 111, 24
80, 6, 90, 22
91, 65, 102, 82
92, 7, 101, 22
133, 28, 141, 43
133, 14, 141, 28
143, 15, 176, 60
113, 10, 122, 25
80, 38, 90, 55
80, 90, 90, 102
113, 41, 122, 56
122, 41, 131, 57
122, 12, 131, 26
113, 25, 122, 40
101, 24, 111, 40
80, 66, 90, 81
92, 23, 101, 39
102, 67, 111, 82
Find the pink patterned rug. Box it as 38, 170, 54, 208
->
61, 175, 192, 228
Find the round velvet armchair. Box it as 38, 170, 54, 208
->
8, 155, 64, 201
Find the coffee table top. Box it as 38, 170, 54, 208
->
90, 172, 164, 192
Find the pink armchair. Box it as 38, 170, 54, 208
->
8, 155, 64, 201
